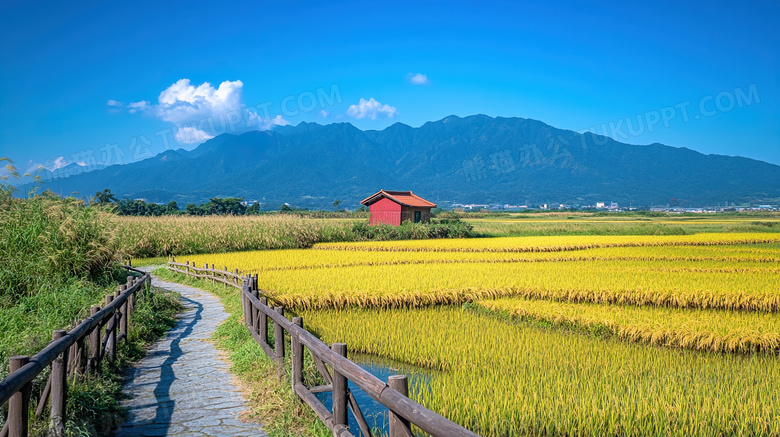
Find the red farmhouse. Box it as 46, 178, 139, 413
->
361, 190, 437, 226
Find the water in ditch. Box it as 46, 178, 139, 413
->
313, 353, 437, 437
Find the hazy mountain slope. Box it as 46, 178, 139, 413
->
21, 115, 780, 208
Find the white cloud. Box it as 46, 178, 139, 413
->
259, 114, 290, 130
127, 101, 149, 114
52, 156, 69, 170
174, 127, 215, 145
320, 109, 329, 118
106, 99, 123, 107
407, 73, 429, 85
120, 79, 289, 147
150, 79, 245, 125
244, 112, 290, 130
346, 98, 397, 120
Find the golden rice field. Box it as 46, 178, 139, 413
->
180, 234, 780, 312
473, 298, 780, 353
465, 215, 780, 236
164, 231, 780, 436
300, 307, 780, 436
313, 232, 780, 252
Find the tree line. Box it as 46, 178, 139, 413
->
94, 189, 261, 216
93, 189, 359, 216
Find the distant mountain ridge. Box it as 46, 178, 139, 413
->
20, 115, 780, 208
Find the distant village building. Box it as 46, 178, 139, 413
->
361, 190, 436, 226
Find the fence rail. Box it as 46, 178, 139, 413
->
170, 260, 478, 437
0, 267, 151, 437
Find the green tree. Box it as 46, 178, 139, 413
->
94, 188, 117, 204
333, 199, 342, 211
185, 203, 201, 215
200, 197, 246, 215
246, 201, 261, 215
166, 200, 179, 213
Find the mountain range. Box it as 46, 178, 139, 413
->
19, 115, 780, 209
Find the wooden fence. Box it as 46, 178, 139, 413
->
168, 260, 479, 437
0, 268, 151, 437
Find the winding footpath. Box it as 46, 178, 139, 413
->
115, 268, 266, 437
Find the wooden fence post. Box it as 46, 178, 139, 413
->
50, 330, 68, 437
251, 289, 260, 334
234, 268, 239, 285
274, 306, 285, 378
291, 317, 303, 391
331, 343, 348, 430
104, 295, 116, 362
388, 375, 413, 437
119, 285, 128, 340
241, 279, 249, 327
260, 297, 268, 345
8, 355, 32, 437
88, 305, 100, 373
128, 283, 136, 320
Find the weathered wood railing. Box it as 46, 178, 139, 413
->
169, 260, 478, 437
0, 268, 151, 437
168, 260, 242, 287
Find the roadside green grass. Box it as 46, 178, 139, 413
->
0, 281, 183, 436
153, 268, 330, 437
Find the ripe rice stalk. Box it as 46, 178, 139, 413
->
473, 297, 780, 354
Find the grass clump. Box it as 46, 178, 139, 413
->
0, 194, 118, 304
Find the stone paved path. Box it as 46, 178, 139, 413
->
115, 269, 266, 437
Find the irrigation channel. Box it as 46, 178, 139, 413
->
315, 354, 436, 436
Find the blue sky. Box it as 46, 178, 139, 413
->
1, 0, 778, 175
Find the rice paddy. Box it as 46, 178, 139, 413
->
164, 230, 780, 436
300, 307, 780, 437
179, 234, 780, 312
473, 298, 780, 353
